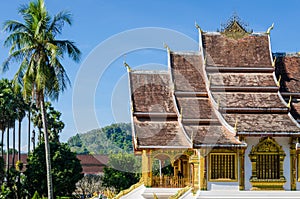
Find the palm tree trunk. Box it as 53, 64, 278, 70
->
40, 98, 54, 199
28, 110, 31, 154
1, 130, 4, 157
6, 124, 9, 183
12, 122, 15, 167
18, 119, 21, 161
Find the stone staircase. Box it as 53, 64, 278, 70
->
196, 191, 300, 199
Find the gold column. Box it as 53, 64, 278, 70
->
189, 154, 200, 190
290, 139, 297, 190
200, 149, 207, 190
239, 148, 245, 190
142, 150, 153, 187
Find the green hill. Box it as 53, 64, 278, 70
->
67, 123, 133, 154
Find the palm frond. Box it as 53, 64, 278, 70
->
49, 10, 72, 36
53, 40, 81, 62
3, 20, 29, 33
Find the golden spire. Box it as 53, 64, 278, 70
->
266, 23, 274, 35
287, 96, 292, 108
272, 56, 277, 67
277, 75, 281, 87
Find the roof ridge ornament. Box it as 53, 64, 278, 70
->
277, 75, 281, 87
287, 96, 292, 109
220, 14, 252, 39
234, 118, 238, 132
195, 21, 203, 33
163, 42, 171, 52
123, 61, 131, 72
272, 56, 277, 67
266, 23, 274, 35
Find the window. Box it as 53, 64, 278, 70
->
209, 153, 237, 181
256, 154, 280, 179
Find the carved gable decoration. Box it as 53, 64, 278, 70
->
250, 137, 285, 154
221, 16, 252, 39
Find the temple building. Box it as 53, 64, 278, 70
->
127, 17, 300, 196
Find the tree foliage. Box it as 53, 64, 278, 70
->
24, 142, 83, 198
31, 101, 65, 143
102, 153, 141, 193
67, 123, 132, 154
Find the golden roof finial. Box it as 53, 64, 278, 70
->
123, 54, 131, 72
123, 61, 131, 72
266, 23, 274, 35
163, 42, 171, 52
277, 75, 281, 87
234, 118, 238, 132
204, 57, 207, 65
272, 56, 277, 67
195, 21, 202, 33
287, 96, 292, 108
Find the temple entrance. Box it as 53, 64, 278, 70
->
249, 137, 286, 190
150, 152, 191, 188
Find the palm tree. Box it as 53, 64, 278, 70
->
2, 0, 81, 198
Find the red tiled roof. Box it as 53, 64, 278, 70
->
130, 71, 176, 113
211, 92, 287, 111
202, 33, 272, 67
210, 73, 276, 87
184, 125, 242, 146
176, 97, 216, 119
223, 113, 300, 134
170, 52, 206, 93
133, 117, 190, 148
276, 55, 300, 94
2, 154, 108, 175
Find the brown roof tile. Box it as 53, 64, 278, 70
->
210, 73, 276, 87
133, 117, 190, 148
170, 52, 206, 92
276, 55, 300, 93
183, 125, 241, 146
176, 97, 217, 119
223, 113, 300, 133
211, 92, 287, 109
130, 71, 176, 113
203, 33, 272, 67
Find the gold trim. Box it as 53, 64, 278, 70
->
249, 137, 286, 190
114, 179, 144, 199
208, 152, 238, 182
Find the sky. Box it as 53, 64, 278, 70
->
0, 0, 300, 149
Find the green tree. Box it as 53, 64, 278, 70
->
32, 102, 65, 143
102, 153, 141, 193
2, 0, 81, 198
25, 142, 83, 198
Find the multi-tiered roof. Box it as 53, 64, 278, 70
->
128, 19, 300, 151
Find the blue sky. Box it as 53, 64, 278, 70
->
1, 0, 300, 147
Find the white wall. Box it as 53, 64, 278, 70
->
244, 137, 290, 190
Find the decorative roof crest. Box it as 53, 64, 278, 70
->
220, 13, 252, 39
